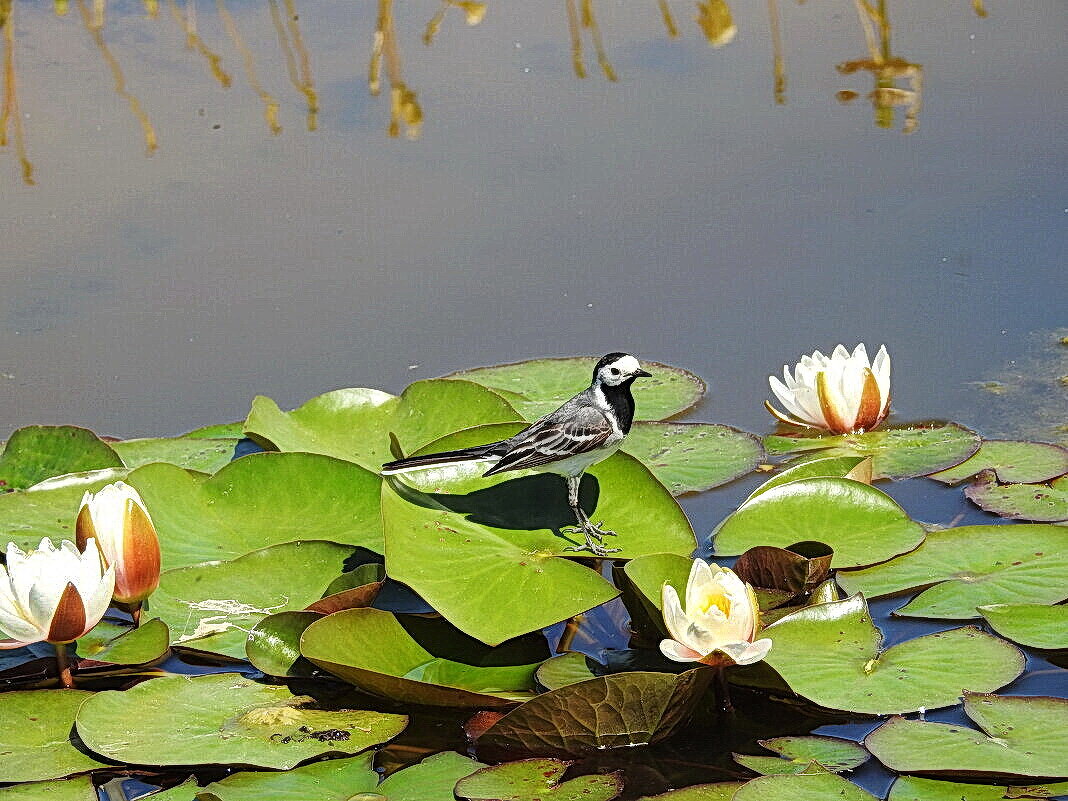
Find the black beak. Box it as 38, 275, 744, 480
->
635, 369, 653, 378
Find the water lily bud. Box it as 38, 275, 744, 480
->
76, 482, 161, 605
0, 538, 115, 648
766, 343, 891, 434
660, 558, 772, 666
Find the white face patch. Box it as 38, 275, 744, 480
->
599, 354, 643, 385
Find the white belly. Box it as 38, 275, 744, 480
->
530, 440, 623, 478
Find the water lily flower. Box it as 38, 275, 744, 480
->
0, 538, 115, 649
76, 482, 161, 607
660, 558, 772, 666
766, 343, 891, 434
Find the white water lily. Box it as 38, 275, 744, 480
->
77, 481, 161, 605
660, 559, 772, 666
0, 538, 115, 648
766, 343, 891, 434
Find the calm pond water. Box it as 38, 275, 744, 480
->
1, 1, 1066, 799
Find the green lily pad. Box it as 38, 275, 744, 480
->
713, 477, 925, 568
744, 456, 872, 502
244, 380, 522, 472
474, 669, 713, 754
733, 736, 869, 775
300, 608, 539, 708
75, 618, 169, 665
621, 422, 764, 496
183, 422, 246, 439
442, 356, 705, 422
835, 524, 1068, 618
622, 552, 694, 635
764, 423, 980, 480
151, 541, 357, 658
731, 773, 878, 801
635, 784, 745, 801
111, 436, 237, 473
0, 690, 111, 781
127, 779, 201, 801
761, 595, 1025, 714
375, 751, 487, 801
865, 693, 1068, 780
125, 453, 383, 570
977, 603, 1068, 650
246, 611, 322, 677
454, 758, 623, 801
0, 426, 123, 491
75, 673, 407, 769
0, 776, 98, 801
382, 424, 694, 644
0, 472, 127, 552
197, 754, 378, 801
886, 776, 1068, 801
535, 652, 599, 690
964, 472, 1068, 522
929, 440, 1068, 485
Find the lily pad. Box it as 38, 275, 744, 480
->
964, 472, 1068, 522
622, 552, 694, 635
621, 422, 764, 496
713, 477, 925, 568
732, 543, 834, 600
151, 541, 358, 658
535, 652, 600, 690
0, 777, 98, 800
731, 773, 878, 801
0, 426, 123, 491
300, 608, 539, 708
454, 758, 623, 801
835, 524, 1068, 618
886, 776, 1068, 801
635, 785, 744, 801
744, 456, 872, 502
764, 423, 980, 480
183, 422, 246, 439
929, 440, 1068, 485
0, 690, 111, 781
197, 754, 378, 801
246, 611, 322, 677
111, 436, 237, 473
75, 618, 169, 665
375, 751, 487, 801
0, 472, 121, 552
74, 673, 407, 769
244, 380, 522, 472
442, 356, 705, 422
125, 453, 384, 570
382, 424, 694, 644
474, 669, 713, 754
977, 603, 1068, 650
761, 595, 1025, 714
865, 693, 1068, 780
733, 736, 869, 775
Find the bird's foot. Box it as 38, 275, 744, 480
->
561, 521, 622, 556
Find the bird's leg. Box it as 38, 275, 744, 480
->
561, 474, 621, 556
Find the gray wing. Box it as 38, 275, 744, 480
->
482, 400, 614, 476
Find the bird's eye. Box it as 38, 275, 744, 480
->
608, 367, 620, 376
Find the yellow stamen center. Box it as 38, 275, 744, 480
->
696, 587, 731, 617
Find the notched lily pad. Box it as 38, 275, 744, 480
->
74, 673, 407, 769
977, 603, 1068, 650
865, 693, 1068, 780
0, 690, 111, 782
473, 669, 713, 755
454, 758, 623, 801
929, 440, 1068, 485
0, 426, 123, 491
733, 735, 869, 775
964, 471, 1068, 522
111, 436, 237, 473
764, 423, 980, 480
75, 618, 169, 665
442, 356, 705, 422
836, 524, 1068, 618
300, 608, 539, 708
761, 595, 1025, 714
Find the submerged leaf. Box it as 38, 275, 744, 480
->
964, 471, 1068, 522
733, 735, 869, 775
928, 439, 1068, 485
75, 617, 169, 665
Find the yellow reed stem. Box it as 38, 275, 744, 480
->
565, 0, 586, 78
1, 0, 34, 184
657, 0, 679, 37
167, 0, 231, 87
217, 0, 281, 134
284, 0, 317, 128
767, 0, 785, 104
581, 0, 616, 81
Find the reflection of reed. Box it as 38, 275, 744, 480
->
269, 0, 318, 131
167, 0, 231, 88
217, 0, 282, 134
656, 0, 679, 39
369, 0, 422, 140
696, 0, 736, 47
1, 0, 34, 184
767, 0, 786, 104
77, 0, 158, 154
566, 0, 617, 81
423, 0, 485, 46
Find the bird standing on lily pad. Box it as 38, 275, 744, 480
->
381, 353, 652, 556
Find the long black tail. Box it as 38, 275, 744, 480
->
380, 443, 499, 474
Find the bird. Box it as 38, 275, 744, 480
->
381, 353, 653, 556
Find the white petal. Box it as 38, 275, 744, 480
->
660, 584, 693, 647
769, 376, 810, 422
684, 559, 716, 616
73, 539, 107, 597
872, 345, 891, 402
851, 343, 870, 365
734, 638, 774, 665
81, 566, 116, 633
660, 639, 704, 662
0, 606, 43, 642
830, 344, 851, 363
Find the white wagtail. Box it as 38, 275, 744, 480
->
381, 353, 652, 556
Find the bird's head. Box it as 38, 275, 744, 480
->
593, 352, 653, 387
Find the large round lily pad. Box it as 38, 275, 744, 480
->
733, 736, 869, 775
243, 380, 523, 472
764, 423, 980, 480
0, 426, 123, 491
474, 669, 713, 754
977, 603, 1068, 650
74, 673, 407, 769
835, 524, 1068, 618
713, 477, 924, 568
151, 541, 358, 658
454, 758, 623, 801
886, 775, 1068, 801
928, 440, 1068, 485
731, 773, 878, 801
964, 472, 1068, 522
865, 693, 1068, 780
622, 422, 764, 496
300, 608, 539, 708
0, 690, 111, 782
761, 595, 1025, 714
197, 754, 377, 801
111, 436, 237, 473
125, 453, 384, 570
442, 357, 705, 422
